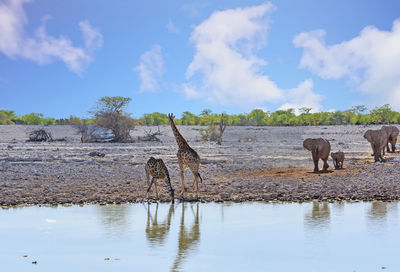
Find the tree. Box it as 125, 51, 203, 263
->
143, 112, 168, 126
21, 113, 44, 125
181, 111, 199, 125
199, 109, 212, 125
248, 109, 267, 126
269, 109, 296, 126
299, 107, 312, 114
0, 110, 19, 124
92, 96, 135, 142
200, 109, 212, 117
351, 105, 368, 114
370, 104, 397, 124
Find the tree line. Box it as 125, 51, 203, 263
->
1, 101, 400, 127
139, 105, 400, 126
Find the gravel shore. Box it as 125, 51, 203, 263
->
0, 125, 399, 206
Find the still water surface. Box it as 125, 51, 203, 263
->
0, 202, 399, 272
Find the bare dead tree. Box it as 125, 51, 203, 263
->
199, 114, 226, 144
137, 127, 162, 142
216, 115, 226, 145
27, 129, 53, 142
71, 119, 90, 142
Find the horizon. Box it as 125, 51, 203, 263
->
0, 103, 397, 120
1, 0, 400, 119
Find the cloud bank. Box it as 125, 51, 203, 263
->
183, 2, 322, 112
294, 19, 400, 109
135, 44, 165, 92
0, 0, 103, 75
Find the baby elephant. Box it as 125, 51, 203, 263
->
145, 157, 174, 203
331, 151, 344, 169
303, 138, 331, 173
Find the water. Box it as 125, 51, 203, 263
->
0, 202, 399, 272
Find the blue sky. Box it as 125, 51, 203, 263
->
1, 0, 399, 118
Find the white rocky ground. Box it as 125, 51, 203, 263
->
0, 125, 399, 205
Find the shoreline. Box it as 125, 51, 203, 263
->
1, 158, 400, 206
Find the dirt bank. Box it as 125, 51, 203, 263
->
0, 125, 399, 205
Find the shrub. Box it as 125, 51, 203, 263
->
92, 96, 135, 142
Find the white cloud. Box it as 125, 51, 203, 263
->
79, 20, 103, 51
0, 0, 103, 75
166, 19, 180, 34
134, 44, 165, 92
278, 79, 322, 114
294, 19, 400, 109
183, 2, 322, 111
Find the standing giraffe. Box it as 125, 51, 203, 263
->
168, 113, 202, 195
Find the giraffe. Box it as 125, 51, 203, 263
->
171, 203, 200, 272
145, 157, 175, 203
168, 113, 203, 195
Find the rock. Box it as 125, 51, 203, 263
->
88, 151, 106, 157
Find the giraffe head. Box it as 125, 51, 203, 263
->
168, 187, 175, 203
167, 176, 175, 203
168, 113, 175, 123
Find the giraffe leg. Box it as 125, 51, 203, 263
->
154, 180, 158, 199
146, 177, 156, 198
178, 158, 186, 195
194, 174, 199, 194
189, 171, 199, 194
146, 171, 150, 186
180, 170, 185, 195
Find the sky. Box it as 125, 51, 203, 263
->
1, 0, 400, 118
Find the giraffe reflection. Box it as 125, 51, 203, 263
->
171, 203, 200, 272
304, 202, 331, 230
145, 203, 175, 247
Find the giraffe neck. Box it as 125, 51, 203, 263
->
169, 120, 190, 149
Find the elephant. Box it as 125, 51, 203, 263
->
363, 128, 388, 162
303, 138, 331, 172
331, 151, 344, 169
382, 125, 399, 153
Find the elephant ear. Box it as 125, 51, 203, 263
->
331, 152, 334, 157
303, 138, 313, 151
363, 130, 372, 141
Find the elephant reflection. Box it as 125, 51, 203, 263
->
366, 201, 398, 231
304, 202, 331, 230
145, 203, 175, 247
171, 203, 200, 272
368, 201, 388, 221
